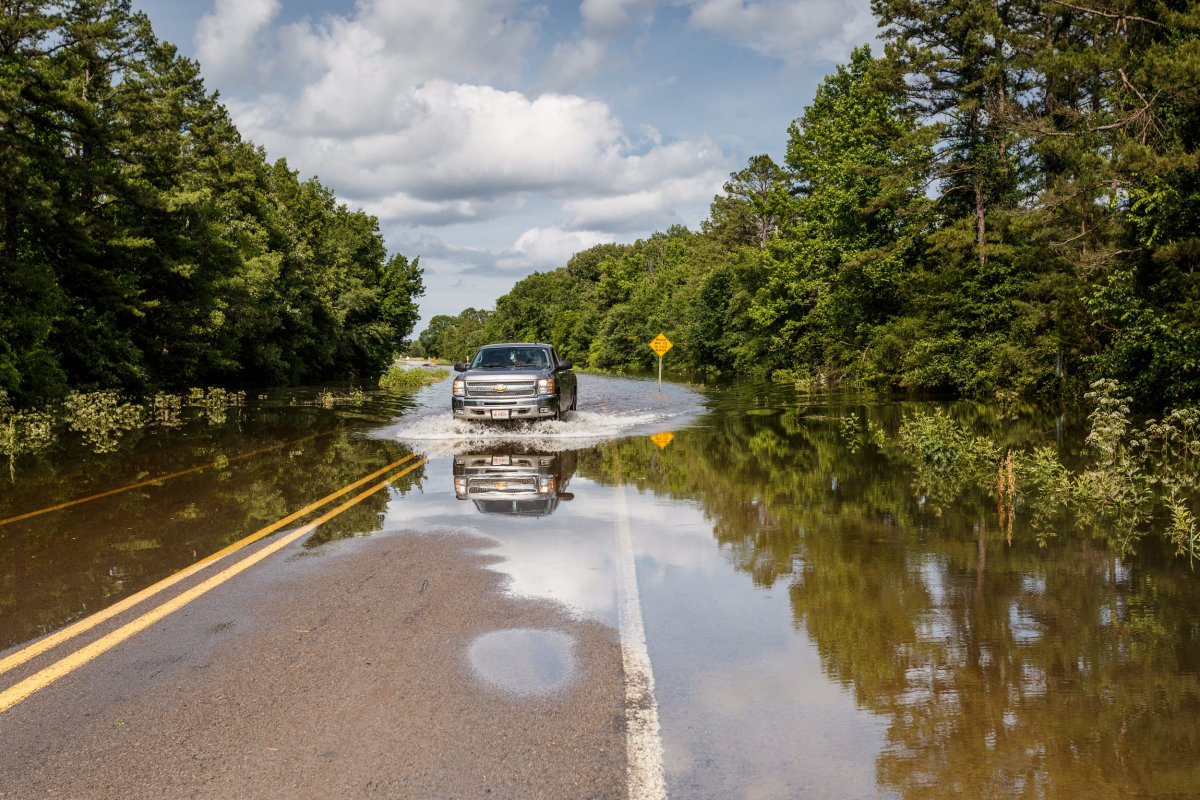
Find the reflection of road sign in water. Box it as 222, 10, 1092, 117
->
650, 432, 674, 450
649, 334, 673, 357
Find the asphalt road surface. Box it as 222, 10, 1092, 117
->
1, 527, 637, 799
0, 446, 665, 799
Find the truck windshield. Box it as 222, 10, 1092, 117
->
471, 348, 549, 369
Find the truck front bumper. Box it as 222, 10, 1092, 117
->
452, 395, 560, 421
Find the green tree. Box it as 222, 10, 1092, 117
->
702, 154, 792, 249
751, 46, 928, 382
416, 309, 493, 362
872, 0, 1034, 265
431, 4, 1200, 408
0, 0, 69, 400
379, 254, 424, 351
1063, 2, 1200, 405
0, 1, 424, 403
417, 315, 456, 360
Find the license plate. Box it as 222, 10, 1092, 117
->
492, 455, 511, 466
491, 409, 510, 420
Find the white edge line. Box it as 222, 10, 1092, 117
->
613, 481, 668, 800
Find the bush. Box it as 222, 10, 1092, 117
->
378, 367, 450, 391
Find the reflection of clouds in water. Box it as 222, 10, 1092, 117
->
625, 493, 724, 585
478, 525, 619, 624
384, 456, 622, 623
685, 643, 887, 800
468, 628, 577, 696
631, 495, 890, 800
473, 480, 620, 623
474, 482, 729, 625
375, 420, 891, 798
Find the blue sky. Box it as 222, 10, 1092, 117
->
131, 0, 877, 328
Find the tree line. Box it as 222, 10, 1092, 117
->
1, 0, 423, 406
425, 0, 1200, 408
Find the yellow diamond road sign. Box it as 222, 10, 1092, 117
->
649, 333, 673, 357
650, 431, 674, 450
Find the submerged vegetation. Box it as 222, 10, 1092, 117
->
888, 380, 1200, 563
573, 378, 1200, 566
0, 387, 248, 468
0, 397, 54, 465
0, 368, 447, 472
309, 388, 366, 409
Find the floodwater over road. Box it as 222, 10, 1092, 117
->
2, 371, 1200, 798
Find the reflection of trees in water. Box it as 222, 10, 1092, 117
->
580, 398, 1200, 798
799, 526, 1199, 798
0, 424, 420, 650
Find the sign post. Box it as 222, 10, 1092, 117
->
649, 333, 673, 388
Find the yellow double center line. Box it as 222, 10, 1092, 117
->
0, 453, 427, 714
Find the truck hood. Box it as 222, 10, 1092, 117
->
462, 369, 546, 381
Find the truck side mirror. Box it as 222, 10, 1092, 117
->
453, 362, 468, 372
559, 360, 573, 370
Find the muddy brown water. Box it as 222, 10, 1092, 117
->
2, 373, 1199, 799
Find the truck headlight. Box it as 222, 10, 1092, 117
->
538, 378, 555, 394
453, 379, 465, 397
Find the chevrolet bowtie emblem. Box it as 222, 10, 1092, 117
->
493, 384, 507, 392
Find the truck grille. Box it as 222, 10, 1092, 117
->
465, 380, 537, 398
459, 456, 538, 469
469, 476, 538, 494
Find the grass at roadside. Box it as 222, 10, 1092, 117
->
379, 366, 450, 391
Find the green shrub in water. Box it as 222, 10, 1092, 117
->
62, 391, 144, 454
895, 380, 1200, 563
379, 367, 449, 391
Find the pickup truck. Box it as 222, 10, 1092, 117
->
451, 343, 577, 422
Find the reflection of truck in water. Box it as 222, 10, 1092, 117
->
452, 449, 577, 517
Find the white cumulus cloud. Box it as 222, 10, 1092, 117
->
279, 0, 535, 90
580, 0, 657, 34
229, 78, 726, 233
544, 38, 609, 92
498, 227, 618, 271
194, 0, 280, 85
189, 0, 755, 319
686, 0, 876, 63
564, 173, 724, 232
